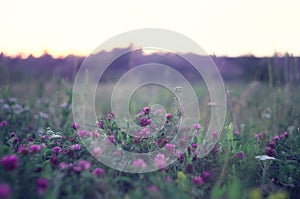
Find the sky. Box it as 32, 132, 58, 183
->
0, 0, 300, 57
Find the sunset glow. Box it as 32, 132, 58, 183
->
1, 0, 300, 57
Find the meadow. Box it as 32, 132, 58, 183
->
0, 53, 299, 199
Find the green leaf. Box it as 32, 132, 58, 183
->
228, 178, 241, 199
211, 182, 227, 199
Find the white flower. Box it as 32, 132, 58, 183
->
255, 155, 276, 161
50, 135, 62, 139
208, 102, 218, 107
262, 113, 271, 119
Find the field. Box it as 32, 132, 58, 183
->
0, 53, 300, 199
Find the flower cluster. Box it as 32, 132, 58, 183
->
96, 113, 115, 129
255, 131, 289, 157
77, 130, 99, 139
192, 171, 211, 186
58, 159, 106, 177
73, 160, 91, 172
135, 107, 174, 128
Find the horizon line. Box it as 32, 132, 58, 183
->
1, 50, 299, 59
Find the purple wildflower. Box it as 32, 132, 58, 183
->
18, 144, 28, 156
165, 113, 173, 120
96, 120, 104, 129
70, 137, 77, 142
175, 150, 184, 159
106, 112, 114, 121
74, 160, 91, 172
142, 107, 151, 115
65, 149, 74, 157
0, 183, 11, 199
211, 130, 218, 139
148, 184, 159, 193
267, 141, 275, 148
36, 178, 48, 195
92, 168, 105, 177
79, 160, 91, 170
107, 135, 115, 143
2, 121, 8, 126
265, 146, 275, 157
50, 154, 58, 165
71, 144, 81, 150
92, 147, 103, 156
91, 130, 99, 139
0, 154, 18, 170
72, 122, 80, 130
133, 158, 147, 169
236, 151, 245, 159
211, 145, 218, 155
234, 129, 239, 135
11, 137, 19, 144
165, 143, 175, 154
201, 171, 211, 181
29, 145, 41, 153
139, 127, 150, 137
192, 176, 204, 185
255, 133, 260, 140
139, 117, 151, 127
157, 138, 169, 148
274, 136, 280, 141
59, 162, 73, 170
77, 130, 89, 138
0, 121, 8, 127
52, 146, 62, 154
154, 154, 167, 168
9, 132, 16, 138
192, 123, 201, 130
